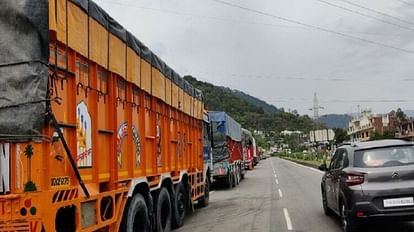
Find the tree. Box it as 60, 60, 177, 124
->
396, 108, 407, 122
370, 130, 395, 141
333, 128, 349, 144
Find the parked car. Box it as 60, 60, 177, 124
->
319, 139, 414, 232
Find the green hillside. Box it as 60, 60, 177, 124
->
184, 76, 324, 134
231, 89, 280, 114
318, 114, 352, 129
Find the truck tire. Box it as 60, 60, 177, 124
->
235, 167, 240, 185
122, 193, 151, 232
227, 173, 233, 189
155, 188, 172, 232
172, 183, 187, 228
198, 178, 210, 207
232, 172, 236, 188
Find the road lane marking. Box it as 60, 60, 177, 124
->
275, 179, 279, 185
270, 160, 276, 174
278, 189, 283, 198
274, 174, 277, 178
283, 208, 293, 231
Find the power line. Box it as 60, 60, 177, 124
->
96, 0, 308, 30
185, 69, 414, 82
268, 98, 414, 103
210, 0, 414, 54
317, 0, 414, 32
396, 0, 414, 7
337, 0, 414, 26
96, 0, 406, 37
183, 68, 414, 83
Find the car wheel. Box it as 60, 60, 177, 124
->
321, 189, 334, 216
341, 203, 356, 232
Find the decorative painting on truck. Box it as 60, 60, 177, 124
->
77, 102, 92, 168
0, 143, 10, 194
132, 125, 142, 167
117, 122, 128, 167
156, 114, 162, 166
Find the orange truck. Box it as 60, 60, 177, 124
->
0, 0, 209, 231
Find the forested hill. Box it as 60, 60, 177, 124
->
318, 114, 352, 129
231, 90, 279, 114
184, 76, 323, 133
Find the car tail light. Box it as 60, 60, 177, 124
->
346, 172, 365, 186
356, 211, 365, 217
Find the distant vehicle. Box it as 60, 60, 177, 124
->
209, 111, 245, 188
261, 153, 270, 160
254, 146, 260, 165
242, 129, 256, 170
319, 140, 414, 232
202, 111, 213, 203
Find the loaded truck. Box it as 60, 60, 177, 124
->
254, 146, 261, 165
208, 112, 245, 188
0, 1, 209, 231
201, 111, 213, 202
241, 129, 256, 170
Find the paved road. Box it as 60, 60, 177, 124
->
176, 157, 414, 232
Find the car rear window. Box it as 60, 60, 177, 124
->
354, 146, 414, 168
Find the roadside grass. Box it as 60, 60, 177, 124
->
271, 151, 331, 169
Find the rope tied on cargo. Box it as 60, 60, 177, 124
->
0, 134, 50, 142
0, 60, 48, 68
47, 110, 90, 198
0, 97, 61, 111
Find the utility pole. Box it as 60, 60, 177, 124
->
309, 93, 324, 119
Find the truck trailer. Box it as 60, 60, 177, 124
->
208, 112, 245, 188
0, 1, 209, 231
241, 129, 256, 170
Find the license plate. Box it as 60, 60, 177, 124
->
383, 197, 414, 208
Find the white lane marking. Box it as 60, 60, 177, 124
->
274, 174, 278, 178
283, 208, 293, 231
270, 160, 276, 174
275, 179, 279, 185
278, 189, 283, 198
280, 158, 324, 174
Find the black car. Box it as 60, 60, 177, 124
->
319, 139, 414, 232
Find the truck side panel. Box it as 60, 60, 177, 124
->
0, 1, 206, 231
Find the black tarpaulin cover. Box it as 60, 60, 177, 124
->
0, 0, 49, 140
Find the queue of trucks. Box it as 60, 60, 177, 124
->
0, 1, 258, 231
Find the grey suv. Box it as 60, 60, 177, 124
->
319, 139, 414, 232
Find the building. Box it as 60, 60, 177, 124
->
395, 119, 414, 141
348, 110, 397, 142
280, 130, 303, 136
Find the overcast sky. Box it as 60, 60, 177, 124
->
95, 0, 414, 115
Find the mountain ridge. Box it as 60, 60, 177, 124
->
184, 76, 324, 134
